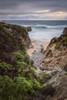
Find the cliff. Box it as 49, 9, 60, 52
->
40, 28, 67, 71
0, 23, 45, 100
39, 28, 67, 100
0, 23, 67, 100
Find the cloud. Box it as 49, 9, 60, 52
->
0, 0, 67, 20
35, 10, 50, 13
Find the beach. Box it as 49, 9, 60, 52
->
27, 40, 49, 68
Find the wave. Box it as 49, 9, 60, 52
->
22, 24, 67, 29
33, 25, 67, 29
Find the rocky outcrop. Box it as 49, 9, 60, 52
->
26, 27, 32, 32
40, 28, 67, 71
39, 28, 67, 100
63, 28, 67, 35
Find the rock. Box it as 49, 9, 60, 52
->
29, 43, 34, 48
26, 27, 32, 31
63, 28, 67, 36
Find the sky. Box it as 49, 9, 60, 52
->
0, 0, 67, 20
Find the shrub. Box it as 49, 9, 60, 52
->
46, 50, 52, 57
55, 42, 61, 49
31, 67, 36, 72
17, 61, 26, 67
0, 75, 15, 100
12, 52, 25, 61
64, 72, 67, 75
42, 83, 50, 88
22, 68, 30, 77
63, 37, 67, 47
35, 73, 44, 83
45, 73, 51, 79
3, 29, 18, 45
0, 62, 15, 72
16, 76, 35, 95
33, 78, 42, 90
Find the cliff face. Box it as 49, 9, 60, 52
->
40, 28, 67, 71
0, 23, 45, 100
0, 23, 31, 67
39, 28, 67, 100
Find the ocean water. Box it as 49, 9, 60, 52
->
5, 20, 67, 41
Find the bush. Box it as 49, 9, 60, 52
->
33, 78, 42, 90
31, 67, 36, 72
64, 72, 67, 75
0, 75, 15, 100
55, 42, 61, 49
63, 37, 67, 47
42, 83, 50, 88
0, 62, 15, 72
35, 73, 44, 83
12, 52, 25, 61
45, 73, 51, 79
16, 76, 35, 95
17, 61, 26, 67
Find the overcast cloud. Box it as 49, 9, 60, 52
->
0, 0, 67, 20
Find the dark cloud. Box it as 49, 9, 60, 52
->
0, 0, 67, 19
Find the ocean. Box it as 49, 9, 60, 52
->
5, 20, 67, 41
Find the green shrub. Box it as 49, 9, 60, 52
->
45, 73, 51, 79
12, 52, 25, 61
33, 78, 42, 90
0, 62, 15, 72
3, 29, 18, 45
42, 83, 50, 88
17, 61, 26, 67
55, 42, 61, 49
31, 67, 36, 72
16, 76, 35, 95
46, 50, 52, 57
64, 72, 67, 75
0, 75, 16, 100
35, 73, 44, 83
63, 37, 67, 47
22, 68, 30, 77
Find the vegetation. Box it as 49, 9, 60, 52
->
0, 23, 50, 100
46, 49, 52, 57
0, 62, 14, 70
64, 72, 67, 75
45, 73, 51, 79
42, 83, 50, 88
63, 37, 67, 47
55, 42, 61, 49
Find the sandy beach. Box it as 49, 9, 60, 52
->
27, 40, 49, 57
27, 40, 49, 68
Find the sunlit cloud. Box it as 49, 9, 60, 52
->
35, 10, 50, 13
48, 11, 67, 19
